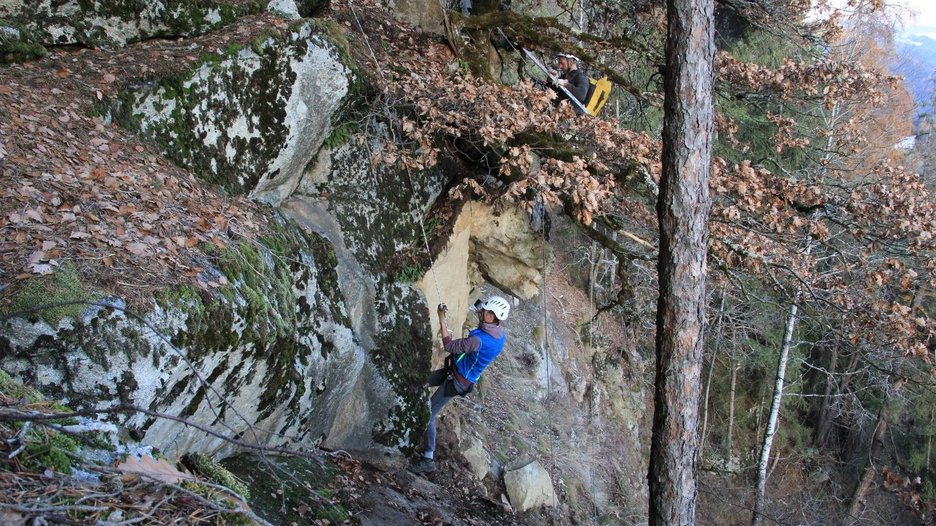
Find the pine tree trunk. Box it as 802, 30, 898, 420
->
647, 0, 715, 522
751, 298, 800, 526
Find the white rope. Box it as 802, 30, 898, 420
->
347, 0, 384, 81
537, 190, 559, 525
346, 0, 444, 307
401, 167, 444, 309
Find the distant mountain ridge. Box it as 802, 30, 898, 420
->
894, 30, 936, 124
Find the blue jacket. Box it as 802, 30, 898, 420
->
444, 323, 506, 384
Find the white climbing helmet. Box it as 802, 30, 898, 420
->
472, 295, 511, 321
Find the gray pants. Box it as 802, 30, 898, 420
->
423, 368, 468, 459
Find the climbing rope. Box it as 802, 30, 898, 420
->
535, 189, 560, 525
345, 1, 445, 309
404, 167, 445, 309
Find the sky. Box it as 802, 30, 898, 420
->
894, 0, 936, 37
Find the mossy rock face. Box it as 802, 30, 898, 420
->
0, 20, 46, 63
0, 213, 371, 458
369, 282, 432, 448
0, 0, 263, 48
110, 21, 353, 203
221, 453, 350, 524
301, 138, 451, 274
0, 261, 98, 327
292, 123, 456, 450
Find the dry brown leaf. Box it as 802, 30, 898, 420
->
116, 455, 191, 484
125, 243, 151, 257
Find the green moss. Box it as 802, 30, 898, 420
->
458, 41, 495, 81
322, 121, 358, 149
250, 31, 279, 55
0, 20, 46, 64
369, 285, 432, 448
22, 429, 78, 473
154, 215, 346, 422
396, 265, 424, 283
221, 453, 349, 525
225, 42, 244, 56
1, 261, 97, 326
0, 369, 43, 403
182, 452, 251, 499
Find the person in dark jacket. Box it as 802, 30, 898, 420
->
552, 52, 589, 114
408, 296, 511, 474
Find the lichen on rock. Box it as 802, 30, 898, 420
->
108, 20, 352, 204
0, 212, 368, 459
0, 0, 263, 48
0, 19, 46, 63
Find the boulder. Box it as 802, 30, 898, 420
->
110, 21, 353, 204
0, 21, 45, 63
387, 0, 446, 36
0, 0, 263, 48
460, 435, 491, 481
504, 460, 558, 512
0, 217, 400, 459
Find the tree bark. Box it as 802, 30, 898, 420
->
647, 0, 715, 523
751, 298, 801, 526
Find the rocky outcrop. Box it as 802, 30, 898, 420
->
0, 20, 46, 63
0, 0, 550, 470
460, 435, 492, 480
0, 14, 437, 461
285, 128, 453, 452
110, 20, 354, 203
0, 216, 394, 459
504, 460, 558, 512
0, 0, 267, 48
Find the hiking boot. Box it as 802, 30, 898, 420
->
408, 457, 436, 474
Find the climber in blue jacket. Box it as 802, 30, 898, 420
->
408, 295, 510, 474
